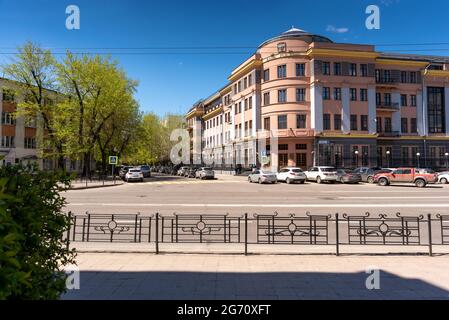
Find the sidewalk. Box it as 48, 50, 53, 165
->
62, 252, 449, 300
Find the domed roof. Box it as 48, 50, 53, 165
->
258, 27, 333, 49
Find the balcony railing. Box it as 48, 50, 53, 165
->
376, 103, 400, 111
378, 131, 400, 137
375, 77, 399, 85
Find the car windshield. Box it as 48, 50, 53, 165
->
202, 167, 212, 171
291, 169, 303, 173
321, 168, 336, 172
140, 165, 150, 170
261, 171, 274, 174
129, 169, 140, 173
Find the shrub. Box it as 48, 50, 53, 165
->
0, 165, 76, 299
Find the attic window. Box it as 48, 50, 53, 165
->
277, 42, 287, 53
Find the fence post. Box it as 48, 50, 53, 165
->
335, 213, 340, 256
155, 213, 159, 254
428, 213, 433, 257
67, 212, 72, 251
244, 213, 248, 256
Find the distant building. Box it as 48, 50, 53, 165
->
186, 28, 449, 170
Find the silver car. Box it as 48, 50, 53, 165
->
248, 170, 277, 184
276, 167, 306, 184
195, 167, 215, 180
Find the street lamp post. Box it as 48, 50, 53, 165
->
354, 150, 359, 168
445, 152, 449, 171
416, 152, 421, 169
386, 150, 391, 168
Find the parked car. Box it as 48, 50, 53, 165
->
139, 165, 151, 178
195, 167, 215, 180
353, 167, 386, 183
276, 167, 306, 184
248, 170, 277, 184
185, 167, 198, 178
374, 168, 438, 188
178, 166, 189, 176
304, 166, 338, 184
119, 166, 132, 180
125, 168, 144, 182
336, 169, 362, 184
438, 171, 449, 184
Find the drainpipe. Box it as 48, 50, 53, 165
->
422, 64, 431, 168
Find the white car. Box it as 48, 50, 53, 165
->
438, 172, 449, 184
276, 167, 306, 184
125, 168, 144, 182
304, 166, 338, 184
248, 170, 277, 184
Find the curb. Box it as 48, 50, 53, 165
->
70, 183, 123, 190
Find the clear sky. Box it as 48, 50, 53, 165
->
1, 0, 449, 116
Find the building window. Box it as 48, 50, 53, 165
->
323, 62, 331, 75
401, 147, 410, 166
296, 153, 307, 168
277, 65, 287, 78
411, 118, 417, 133
334, 62, 341, 76
401, 71, 407, 83
350, 88, 357, 101
244, 99, 248, 111
296, 63, 305, 76
278, 89, 287, 103
1, 112, 15, 125
410, 72, 417, 83
263, 92, 270, 106
278, 115, 287, 129
334, 114, 341, 131
278, 144, 289, 151
350, 115, 358, 131
401, 94, 407, 107
296, 144, 307, 150
323, 114, 331, 130
296, 114, 306, 129
427, 87, 445, 133
24, 137, 36, 149
334, 88, 342, 100
243, 77, 247, 89
264, 117, 270, 130
411, 95, 417, 107
376, 117, 382, 132
2, 89, 15, 102
360, 89, 368, 101
238, 81, 241, 92
384, 117, 392, 132
376, 92, 381, 105
384, 93, 392, 106
296, 88, 305, 102
248, 74, 252, 86
350, 63, 357, 76
360, 64, 368, 77
323, 87, 331, 100
401, 118, 408, 133
248, 96, 252, 109
263, 69, 270, 82
1, 136, 14, 148
361, 115, 368, 131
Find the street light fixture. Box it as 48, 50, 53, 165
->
354, 150, 359, 168
416, 152, 421, 169
445, 152, 449, 170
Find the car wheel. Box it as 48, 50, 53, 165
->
248, 177, 252, 183
378, 178, 388, 186
258, 178, 262, 184
316, 176, 322, 184
299, 180, 305, 184
441, 178, 448, 184
140, 178, 143, 182
415, 179, 426, 188
286, 178, 291, 184
367, 176, 374, 184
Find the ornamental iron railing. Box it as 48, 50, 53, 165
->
66, 212, 449, 256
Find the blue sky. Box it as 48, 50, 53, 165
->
1, 0, 449, 116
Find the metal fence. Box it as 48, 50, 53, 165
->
66, 212, 449, 256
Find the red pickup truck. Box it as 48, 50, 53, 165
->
374, 168, 438, 188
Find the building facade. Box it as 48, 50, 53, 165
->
187, 28, 449, 170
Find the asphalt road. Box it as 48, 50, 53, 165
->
63, 173, 449, 216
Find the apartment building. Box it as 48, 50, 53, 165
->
187, 28, 449, 170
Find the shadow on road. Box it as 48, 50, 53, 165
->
62, 270, 449, 300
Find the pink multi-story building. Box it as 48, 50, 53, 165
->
186, 28, 449, 170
